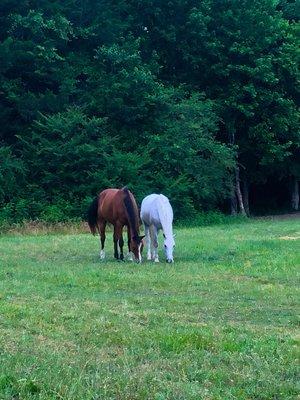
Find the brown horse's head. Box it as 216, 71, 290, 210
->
131, 235, 145, 262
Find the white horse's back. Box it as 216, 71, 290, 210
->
141, 194, 173, 227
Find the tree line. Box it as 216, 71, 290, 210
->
0, 0, 299, 222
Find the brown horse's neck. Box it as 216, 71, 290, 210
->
122, 188, 139, 238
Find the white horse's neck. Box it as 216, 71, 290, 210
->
157, 195, 173, 239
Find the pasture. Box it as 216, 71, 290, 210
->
0, 218, 299, 400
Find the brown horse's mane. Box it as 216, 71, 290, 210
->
122, 187, 140, 238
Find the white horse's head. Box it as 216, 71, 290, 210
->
163, 233, 175, 263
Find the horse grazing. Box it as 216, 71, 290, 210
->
88, 188, 144, 262
140, 194, 175, 263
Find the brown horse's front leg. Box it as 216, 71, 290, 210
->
125, 226, 133, 261
113, 225, 119, 260
119, 233, 124, 261
127, 225, 131, 253
116, 223, 124, 261
114, 223, 124, 261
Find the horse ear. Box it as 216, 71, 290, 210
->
163, 233, 166, 239
173, 233, 176, 238
139, 235, 145, 241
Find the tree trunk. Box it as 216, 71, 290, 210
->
228, 123, 239, 215
242, 180, 250, 216
230, 192, 238, 215
235, 167, 246, 216
291, 177, 299, 211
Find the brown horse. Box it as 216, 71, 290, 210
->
88, 187, 144, 262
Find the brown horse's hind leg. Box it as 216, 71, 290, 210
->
99, 220, 106, 259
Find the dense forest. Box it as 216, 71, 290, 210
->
0, 0, 299, 222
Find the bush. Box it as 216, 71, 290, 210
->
0, 147, 25, 204
40, 199, 77, 223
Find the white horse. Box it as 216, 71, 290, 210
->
140, 194, 175, 263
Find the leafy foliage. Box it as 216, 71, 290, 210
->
0, 0, 299, 221
0, 146, 24, 203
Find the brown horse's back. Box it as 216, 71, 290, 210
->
98, 188, 128, 225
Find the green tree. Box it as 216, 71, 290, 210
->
0, 0, 298, 221
133, 0, 299, 213
141, 91, 235, 216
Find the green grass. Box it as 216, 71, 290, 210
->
0, 218, 299, 400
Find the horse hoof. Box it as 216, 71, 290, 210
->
154, 258, 159, 263
126, 253, 134, 261
100, 250, 105, 260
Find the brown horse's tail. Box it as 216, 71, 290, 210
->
87, 197, 99, 235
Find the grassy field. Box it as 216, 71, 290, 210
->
0, 218, 299, 400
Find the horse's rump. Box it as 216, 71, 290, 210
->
98, 189, 121, 224
98, 188, 139, 228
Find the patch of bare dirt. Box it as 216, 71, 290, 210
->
279, 236, 300, 240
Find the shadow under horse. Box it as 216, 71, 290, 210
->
88, 187, 144, 262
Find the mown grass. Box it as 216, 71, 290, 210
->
0, 218, 299, 399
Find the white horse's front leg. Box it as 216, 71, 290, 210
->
100, 250, 105, 259
144, 225, 152, 260
126, 252, 134, 261
150, 225, 159, 262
